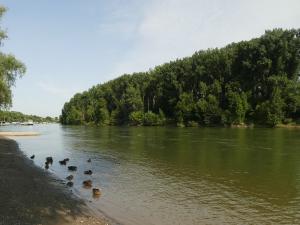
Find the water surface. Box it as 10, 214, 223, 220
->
2, 124, 300, 224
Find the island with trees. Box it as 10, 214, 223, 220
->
60, 29, 300, 127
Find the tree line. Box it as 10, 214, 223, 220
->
0, 110, 58, 123
60, 29, 300, 127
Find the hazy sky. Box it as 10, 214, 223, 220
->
1, 0, 300, 117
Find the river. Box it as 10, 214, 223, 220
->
2, 124, 300, 224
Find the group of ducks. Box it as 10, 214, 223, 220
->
29, 154, 101, 197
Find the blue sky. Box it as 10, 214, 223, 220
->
1, 0, 300, 117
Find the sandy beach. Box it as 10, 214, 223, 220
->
0, 137, 108, 225
0, 132, 40, 136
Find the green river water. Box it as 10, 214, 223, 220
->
2, 124, 300, 224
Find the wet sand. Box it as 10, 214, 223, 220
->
0, 131, 40, 136
0, 137, 108, 225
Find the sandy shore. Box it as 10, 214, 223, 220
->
0, 137, 109, 225
0, 131, 40, 136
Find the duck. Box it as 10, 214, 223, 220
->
83, 180, 92, 188
66, 175, 74, 180
67, 182, 73, 187
92, 188, 101, 196
30, 154, 35, 159
87, 158, 91, 163
59, 160, 67, 165
46, 157, 53, 164
84, 170, 93, 175
68, 166, 77, 171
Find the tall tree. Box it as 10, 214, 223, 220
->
0, 6, 26, 109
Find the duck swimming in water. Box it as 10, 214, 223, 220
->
67, 182, 73, 187
59, 160, 67, 165
30, 155, 35, 159
66, 175, 74, 180
92, 188, 101, 196
84, 170, 93, 175
83, 180, 92, 188
46, 157, 53, 164
68, 166, 77, 171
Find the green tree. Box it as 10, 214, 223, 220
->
0, 6, 26, 109
175, 92, 196, 123
129, 111, 144, 125
226, 91, 248, 124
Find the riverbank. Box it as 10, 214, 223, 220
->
0, 137, 108, 225
0, 131, 40, 136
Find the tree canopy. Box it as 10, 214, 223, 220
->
60, 29, 300, 127
0, 6, 26, 109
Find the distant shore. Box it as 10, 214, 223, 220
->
0, 136, 108, 225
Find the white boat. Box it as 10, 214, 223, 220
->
0, 121, 10, 126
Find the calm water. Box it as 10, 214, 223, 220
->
2, 124, 300, 224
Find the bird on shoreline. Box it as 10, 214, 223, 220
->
30, 155, 35, 159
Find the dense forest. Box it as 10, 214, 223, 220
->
60, 29, 300, 127
0, 110, 58, 123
